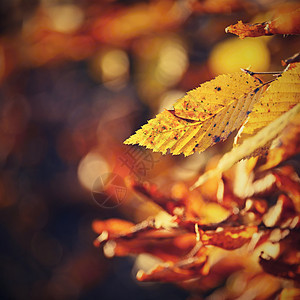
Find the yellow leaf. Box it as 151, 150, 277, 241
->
124, 71, 262, 156
236, 64, 300, 145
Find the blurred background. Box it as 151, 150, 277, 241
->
0, 0, 299, 299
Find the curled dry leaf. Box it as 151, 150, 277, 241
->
225, 20, 267, 38
262, 194, 297, 228
273, 168, 300, 214
130, 179, 185, 216
199, 225, 257, 250
137, 252, 208, 282
225, 8, 300, 38
93, 217, 198, 262
131, 179, 209, 220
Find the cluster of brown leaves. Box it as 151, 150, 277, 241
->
91, 2, 300, 298
93, 113, 300, 298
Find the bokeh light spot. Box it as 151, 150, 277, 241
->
47, 5, 84, 33
209, 37, 270, 75
78, 152, 109, 191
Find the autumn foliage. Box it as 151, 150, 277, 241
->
94, 105, 300, 297
1, 0, 299, 299
92, 6, 300, 299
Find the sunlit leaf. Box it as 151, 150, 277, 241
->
236, 64, 300, 145
125, 71, 262, 156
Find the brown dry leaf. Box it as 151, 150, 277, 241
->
225, 21, 267, 39
262, 194, 297, 228
93, 217, 198, 262
259, 254, 300, 282
125, 71, 262, 156
130, 179, 185, 216
199, 225, 257, 250
103, 232, 197, 262
136, 253, 208, 282
225, 8, 300, 38
273, 168, 300, 214
131, 179, 208, 220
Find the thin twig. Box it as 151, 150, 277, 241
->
241, 68, 283, 76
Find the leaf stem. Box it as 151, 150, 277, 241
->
241, 68, 283, 76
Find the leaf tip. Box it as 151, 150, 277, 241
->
124, 135, 138, 145
191, 169, 221, 190
136, 270, 146, 281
